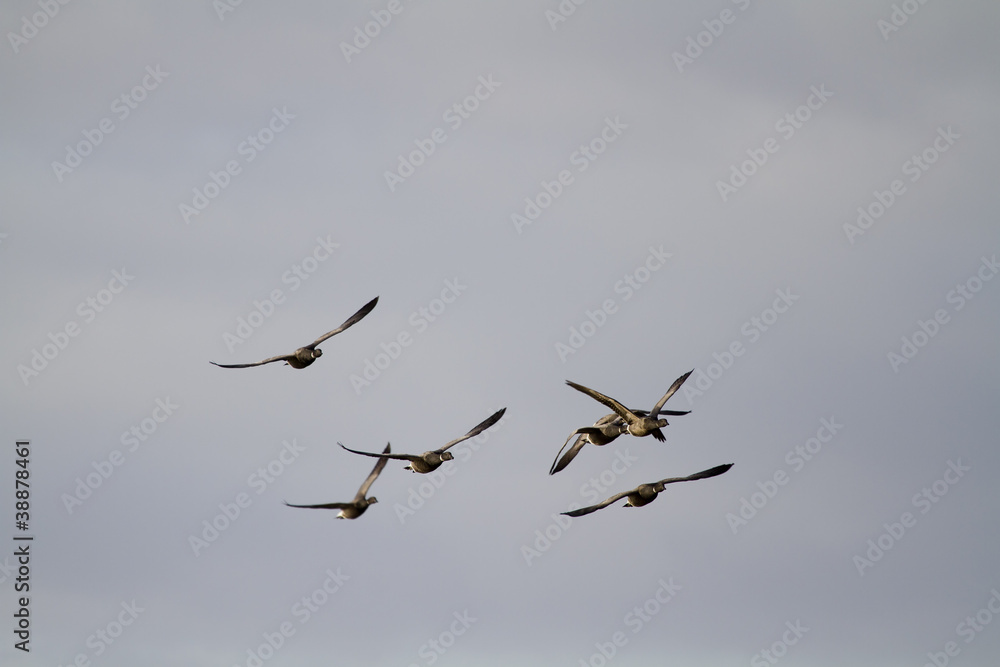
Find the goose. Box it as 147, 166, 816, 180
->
210, 296, 378, 369
339, 408, 505, 473
564, 370, 692, 442
284, 443, 390, 519
562, 463, 733, 517
549, 407, 690, 475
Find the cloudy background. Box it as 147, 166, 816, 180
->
2, 1, 999, 665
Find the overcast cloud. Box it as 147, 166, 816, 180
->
2, 1, 999, 666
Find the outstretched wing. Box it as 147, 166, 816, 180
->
562, 489, 634, 518
307, 296, 379, 349
654, 463, 733, 489
437, 408, 506, 453
601, 409, 690, 426
339, 442, 414, 463
565, 381, 636, 424
564, 464, 734, 518
650, 370, 693, 414
356, 443, 391, 500
284, 501, 353, 510
549, 428, 599, 475
595, 413, 622, 425
209, 353, 295, 369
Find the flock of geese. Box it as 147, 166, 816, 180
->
210, 296, 733, 519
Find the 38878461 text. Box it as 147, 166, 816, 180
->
13, 440, 33, 653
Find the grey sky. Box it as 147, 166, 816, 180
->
2, 1, 999, 666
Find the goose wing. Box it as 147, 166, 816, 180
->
562, 488, 635, 518
306, 296, 379, 349
650, 370, 693, 414
549, 428, 594, 475
634, 409, 691, 417
654, 463, 733, 490
284, 501, 354, 510
603, 409, 689, 425
339, 442, 414, 463
355, 443, 391, 500
437, 408, 506, 453
593, 412, 624, 426
565, 381, 636, 424
209, 353, 295, 368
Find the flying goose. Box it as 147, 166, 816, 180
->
210, 296, 378, 369
549, 407, 690, 475
284, 443, 390, 519
339, 408, 506, 474
562, 463, 733, 517
564, 370, 692, 442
